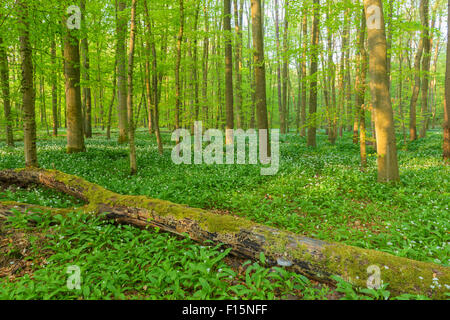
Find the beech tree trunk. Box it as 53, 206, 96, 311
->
355, 8, 368, 169
300, 10, 308, 137
364, 0, 400, 182
444, 0, 450, 162
282, 0, 289, 134
19, 0, 38, 166
307, 0, 319, 148
233, 0, 244, 129
0, 168, 448, 299
251, 0, 270, 150
409, 9, 424, 142
51, 38, 58, 137
224, 0, 234, 145
175, 0, 184, 139
116, 0, 128, 144
127, 0, 137, 175
419, 0, 431, 139
0, 33, 14, 146
80, 0, 92, 139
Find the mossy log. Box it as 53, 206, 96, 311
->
0, 168, 448, 299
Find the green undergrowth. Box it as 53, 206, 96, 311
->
0, 129, 448, 267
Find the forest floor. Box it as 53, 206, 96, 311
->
0, 129, 448, 300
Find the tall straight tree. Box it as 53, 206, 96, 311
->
127, 0, 137, 175
444, 0, 450, 162
364, 0, 400, 182
51, 38, 58, 137
80, 0, 92, 138
355, 8, 368, 169
274, 0, 284, 134
282, 0, 289, 134
300, 8, 308, 137
419, 0, 430, 138
143, 0, 163, 155
116, 0, 128, 144
233, 0, 244, 128
19, 0, 38, 166
202, 1, 210, 127
409, 4, 424, 141
307, 0, 319, 148
64, 4, 85, 153
0, 33, 14, 146
250, 0, 270, 148
175, 0, 184, 138
224, 0, 234, 145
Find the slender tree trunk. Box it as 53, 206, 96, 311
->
224, 0, 234, 145
419, 0, 431, 138
234, 0, 244, 129
300, 10, 307, 137
19, 0, 38, 166
106, 59, 117, 140
274, 0, 284, 134
116, 0, 128, 144
64, 7, 85, 154
250, 0, 270, 148
50, 38, 58, 137
175, 0, 184, 140
409, 9, 424, 141
127, 0, 137, 175
364, 0, 400, 182
143, 0, 163, 155
355, 8, 368, 168
202, 2, 210, 127
282, 0, 289, 134
192, 5, 200, 129
398, 34, 407, 145
444, 0, 450, 162
0, 33, 14, 146
307, 0, 319, 148
80, 0, 92, 138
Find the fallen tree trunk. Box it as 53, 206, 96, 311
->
0, 168, 448, 298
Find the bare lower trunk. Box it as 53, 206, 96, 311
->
307, 0, 319, 148
127, 0, 137, 175
444, 0, 450, 162
364, 0, 399, 182
19, 1, 37, 166
0, 34, 14, 146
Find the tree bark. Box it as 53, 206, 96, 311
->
175, 0, 184, 140
444, 0, 450, 162
282, 0, 289, 134
355, 8, 368, 169
0, 33, 14, 146
233, 0, 244, 129
127, 0, 137, 175
300, 10, 308, 137
224, 0, 234, 145
251, 0, 270, 151
80, 0, 92, 139
419, 0, 431, 139
409, 19, 424, 141
64, 16, 85, 154
51, 38, 58, 137
307, 0, 319, 148
19, 0, 38, 166
0, 168, 448, 299
116, 0, 128, 144
364, 0, 400, 182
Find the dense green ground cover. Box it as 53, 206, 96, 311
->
0, 129, 448, 299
